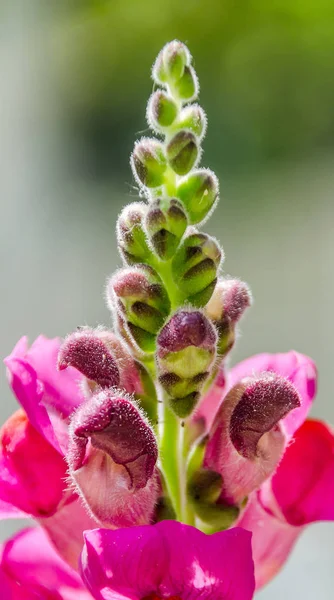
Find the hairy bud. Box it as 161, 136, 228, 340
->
145, 197, 187, 260
109, 266, 170, 353
187, 468, 239, 529
147, 90, 178, 130
176, 104, 207, 140
152, 40, 191, 85
166, 130, 199, 176
131, 138, 166, 188
173, 65, 199, 102
67, 390, 158, 527
58, 329, 120, 389
204, 374, 301, 505
157, 310, 217, 417
117, 203, 152, 265
172, 232, 223, 307
176, 169, 219, 225
206, 279, 252, 356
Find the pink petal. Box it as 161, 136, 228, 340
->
5, 336, 84, 453
270, 419, 334, 526
81, 522, 255, 600
229, 351, 317, 437
237, 493, 301, 589
0, 527, 92, 599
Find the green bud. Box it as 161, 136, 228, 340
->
172, 66, 198, 102
175, 104, 207, 140
157, 310, 217, 417
187, 469, 240, 529
145, 197, 187, 260
147, 90, 178, 130
172, 232, 223, 306
152, 40, 191, 85
131, 138, 167, 188
109, 265, 171, 352
176, 169, 219, 225
117, 202, 152, 265
166, 131, 199, 176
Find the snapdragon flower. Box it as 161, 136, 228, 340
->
1, 40, 333, 598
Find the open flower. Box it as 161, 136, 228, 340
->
0, 527, 92, 599
81, 521, 255, 600
238, 418, 334, 588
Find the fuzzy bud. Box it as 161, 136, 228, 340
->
58, 329, 120, 389
157, 309, 217, 417
176, 104, 207, 140
204, 373, 301, 505
166, 130, 199, 176
152, 40, 191, 85
117, 203, 152, 265
176, 169, 219, 225
145, 197, 187, 260
172, 232, 223, 307
173, 66, 199, 102
109, 266, 170, 353
187, 468, 240, 529
67, 390, 158, 527
206, 279, 252, 356
131, 138, 166, 189
147, 90, 178, 130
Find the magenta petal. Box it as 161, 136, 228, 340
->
0, 527, 92, 599
81, 522, 255, 600
229, 351, 316, 437
271, 419, 334, 526
237, 493, 301, 589
5, 336, 84, 453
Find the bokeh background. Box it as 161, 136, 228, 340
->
1, 1, 334, 597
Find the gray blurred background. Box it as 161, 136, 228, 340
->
1, 1, 334, 597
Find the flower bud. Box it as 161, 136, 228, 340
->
145, 197, 187, 260
173, 66, 199, 102
204, 374, 301, 505
131, 138, 166, 188
58, 329, 120, 389
187, 468, 240, 529
176, 169, 219, 225
166, 130, 199, 176
176, 104, 207, 140
109, 266, 170, 353
152, 40, 191, 85
67, 390, 158, 527
117, 202, 152, 265
172, 232, 223, 306
147, 90, 178, 130
206, 279, 252, 356
157, 310, 217, 417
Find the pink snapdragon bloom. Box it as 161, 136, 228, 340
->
2, 334, 159, 568
238, 418, 334, 588
0, 527, 92, 599
81, 521, 255, 600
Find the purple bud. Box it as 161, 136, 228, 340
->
158, 309, 216, 354
58, 329, 120, 389
67, 390, 158, 527
204, 373, 301, 505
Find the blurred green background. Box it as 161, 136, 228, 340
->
1, 1, 334, 597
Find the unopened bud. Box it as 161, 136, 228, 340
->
176, 169, 219, 225
131, 138, 166, 188
109, 266, 170, 353
152, 40, 191, 85
58, 329, 120, 389
117, 203, 152, 265
147, 90, 178, 130
67, 390, 158, 527
166, 130, 199, 176
204, 374, 301, 505
157, 310, 217, 417
172, 232, 223, 306
145, 197, 187, 259
206, 279, 252, 356
172, 65, 199, 102
176, 104, 207, 140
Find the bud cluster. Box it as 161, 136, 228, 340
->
55, 41, 301, 534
